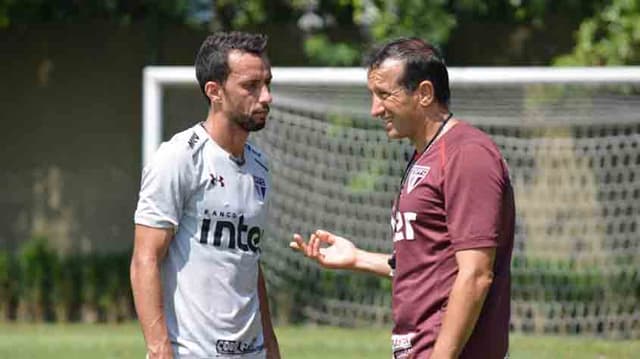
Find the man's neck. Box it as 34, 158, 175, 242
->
202, 114, 249, 158
412, 110, 454, 152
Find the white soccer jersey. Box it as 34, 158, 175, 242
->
135, 123, 270, 358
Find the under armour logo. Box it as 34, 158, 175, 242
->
210, 174, 225, 187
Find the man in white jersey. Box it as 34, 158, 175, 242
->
131, 32, 280, 359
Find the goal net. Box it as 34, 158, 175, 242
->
144, 66, 640, 339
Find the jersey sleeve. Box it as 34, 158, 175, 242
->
134, 142, 192, 228
261, 154, 271, 204
444, 143, 508, 251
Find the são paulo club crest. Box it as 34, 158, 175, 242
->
253, 175, 267, 200
406, 165, 430, 193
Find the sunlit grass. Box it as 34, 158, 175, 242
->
0, 322, 637, 358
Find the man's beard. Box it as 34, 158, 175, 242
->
231, 112, 267, 132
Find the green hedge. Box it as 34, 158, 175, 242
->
0, 237, 133, 323
511, 256, 640, 302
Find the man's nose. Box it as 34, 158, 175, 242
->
370, 96, 384, 117
259, 85, 272, 104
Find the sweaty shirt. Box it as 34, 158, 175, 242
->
135, 123, 270, 358
391, 121, 515, 359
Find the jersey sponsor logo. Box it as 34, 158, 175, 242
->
216, 338, 263, 355
199, 213, 262, 253
253, 175, 267, 200
391, 332, 415, 359
187, 132, 200, 149
392, 211, 417, 241
204, 209, 238, 219
406, 165, 430, 193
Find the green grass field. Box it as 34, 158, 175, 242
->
0, 322, 637, 358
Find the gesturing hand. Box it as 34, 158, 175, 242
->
290, 230, 358, 270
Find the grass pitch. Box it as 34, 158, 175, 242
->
0, 322, 637, 358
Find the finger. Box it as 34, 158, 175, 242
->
313, 235, 326, 261
315, 229, 336, 245
290, 233, 307, 253
309, 233, 321, 258
307, 234, 316, 258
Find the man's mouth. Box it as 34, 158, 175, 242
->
253, 109, 269, 117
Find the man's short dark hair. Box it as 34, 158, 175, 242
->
195, 31, 268, 102
366, 38, 450, 106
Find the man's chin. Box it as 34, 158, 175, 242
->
385, 129, 402, 139
248, 117, 267, 132
247, 122, 266, 132
235, 116, 266, 132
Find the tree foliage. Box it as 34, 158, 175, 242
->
1, 0, 638, 65
555, 0, 640, 65
304, 34, 361, 66
213, 0, 268, 29
294, 0, 608, 65
0, 0, 193, 27
293, 0, 456, 66
351, 0, 455, 45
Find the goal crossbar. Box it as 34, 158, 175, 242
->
142, 66, 640, 166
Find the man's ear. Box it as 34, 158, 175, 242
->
204, 81, 223, 105
417, 80, 434, 107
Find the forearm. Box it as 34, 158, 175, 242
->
258, 266, 280, 359
353, 249, 392, 277
130, 256, 172, 358
432, 270, 493, 358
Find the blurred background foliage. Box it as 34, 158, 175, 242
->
554, 0, 640, 65
0, 0, 638, 65
0, 235, 631, 326
0, 237, 133, 323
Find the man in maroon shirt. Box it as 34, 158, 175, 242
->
291, 38, 515, 359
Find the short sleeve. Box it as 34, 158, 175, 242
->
444, 143, 507, 251
261, 154, 271, 204
134, 143, 191, 228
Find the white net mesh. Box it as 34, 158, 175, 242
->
250, 80, 640, 338
155, 68, 640, 338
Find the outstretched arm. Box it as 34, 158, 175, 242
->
290, 230, 392, 277
130, 224, 174, 359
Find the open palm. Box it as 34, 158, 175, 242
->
290, 230, 357, 270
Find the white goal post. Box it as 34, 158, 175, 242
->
142, 66, 640, 166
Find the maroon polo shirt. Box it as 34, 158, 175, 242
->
390, 121, 515, 359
